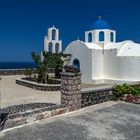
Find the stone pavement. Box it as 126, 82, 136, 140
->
0, 75, 111, 108
0, 101, 140, 140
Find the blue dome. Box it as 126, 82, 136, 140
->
90, 19, 112, 30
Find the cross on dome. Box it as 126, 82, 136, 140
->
98, 16, 101, 19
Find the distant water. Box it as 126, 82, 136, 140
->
0, 62, 37, 70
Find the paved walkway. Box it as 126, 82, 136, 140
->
0, 101, 139, 140
0, 75, 60, 108
0, 75, 111, 108
81, 83, 111, 89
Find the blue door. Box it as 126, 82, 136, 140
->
73, 59, 80, 68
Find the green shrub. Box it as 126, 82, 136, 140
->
132, 86, 140, 96
112, 83, 138, 99
31, 51, 64, 84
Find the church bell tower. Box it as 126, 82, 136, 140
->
44, 26, 62, 53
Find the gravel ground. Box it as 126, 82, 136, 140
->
0, 101, 139, 140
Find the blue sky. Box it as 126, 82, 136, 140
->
0, 0, 140, 62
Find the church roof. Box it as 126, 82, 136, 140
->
84, 43, 102, 49
90, 18, 112, 30
104, 40, 140, 56
85, 40, 140, 56
117, 41, 140, 56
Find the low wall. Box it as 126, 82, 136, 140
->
60, 72, 114, 109
80, 82, 140, 108
16, 78, 61, 91
0, 68, 55, 76
2, 106, 68, 130
81, 86, 113, 108
0, 69, 28, 75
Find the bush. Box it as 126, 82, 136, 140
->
24, 68, 34, 78
31, 51, 64, 84
132, 86, 140, 96
112, 83, 138, 99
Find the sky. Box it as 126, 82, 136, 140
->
0, 0, 140, 62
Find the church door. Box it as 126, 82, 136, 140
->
73, 59, 80, 69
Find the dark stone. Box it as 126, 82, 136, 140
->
16, 79, 60, 91
64, 65, 80, 73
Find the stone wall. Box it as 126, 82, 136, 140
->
60, 72, 81, 111
60, 71, 140, 109
81, 88, 113, 108
2, 106, 68, 131
0, 69, 54, 76
0, 69, 28, 75
16, 78, 60, 91
60, 72, 114, 110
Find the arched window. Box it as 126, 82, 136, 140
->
73, 58, 80, 69
55, 43, 59, 53
88, 32, 92, 42
48, 42, 53, 53
99, 31, 104, 42
52, 29, 56, 40
110, 32, 114, 42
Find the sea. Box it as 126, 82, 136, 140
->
0, 62, 37, 70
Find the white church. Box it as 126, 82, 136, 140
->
64, 18, 140, 84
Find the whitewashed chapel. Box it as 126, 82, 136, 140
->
64, 18, 140, 84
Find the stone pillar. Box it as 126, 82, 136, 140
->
60, 72, 81, 111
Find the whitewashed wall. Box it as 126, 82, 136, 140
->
65, 41, 140, 84
103, 49, 140, 83
85, 29, 116, 43
64, 41, 93, 83
91, 49, 104, 84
